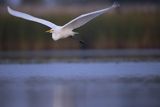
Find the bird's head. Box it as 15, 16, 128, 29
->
46, 29, 54, 33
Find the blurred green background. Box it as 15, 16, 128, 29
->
0, 0, 160, 51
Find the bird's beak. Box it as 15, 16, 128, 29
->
46, 29, 53, 33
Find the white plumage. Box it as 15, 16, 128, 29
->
7, 3, 119, 41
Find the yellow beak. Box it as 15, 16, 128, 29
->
46, 29, 53, 33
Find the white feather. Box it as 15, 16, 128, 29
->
7, 3, 119, 41
7, 6, 58, 28
62, 3, 119, 30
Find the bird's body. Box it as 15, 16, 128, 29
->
51, 27, 77, 40
7, 3, 119, 41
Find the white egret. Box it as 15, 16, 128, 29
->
7, 3, 119, 41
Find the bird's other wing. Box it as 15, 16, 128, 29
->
7, 6, 58, 28
62, 2, 119, 30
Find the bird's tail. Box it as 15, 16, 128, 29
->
73, 31, 79, 35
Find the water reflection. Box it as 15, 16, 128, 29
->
0, 75, 160, 107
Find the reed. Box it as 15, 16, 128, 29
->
0, 6, 159, 50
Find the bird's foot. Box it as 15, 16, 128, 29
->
70, 36, 87, 49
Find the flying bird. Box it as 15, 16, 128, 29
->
7, 3, 119, 41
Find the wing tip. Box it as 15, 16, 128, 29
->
7, 6, 10, 10
112, 2, 120, 8
7, 6, 12, 13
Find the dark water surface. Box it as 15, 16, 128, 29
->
0, 62, 160, 107
0, 49, 160, 63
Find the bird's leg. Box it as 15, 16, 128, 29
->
70, 36, 87, 48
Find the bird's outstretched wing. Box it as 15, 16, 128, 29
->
62, 3, 119, 30
7, 6, 58, 28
